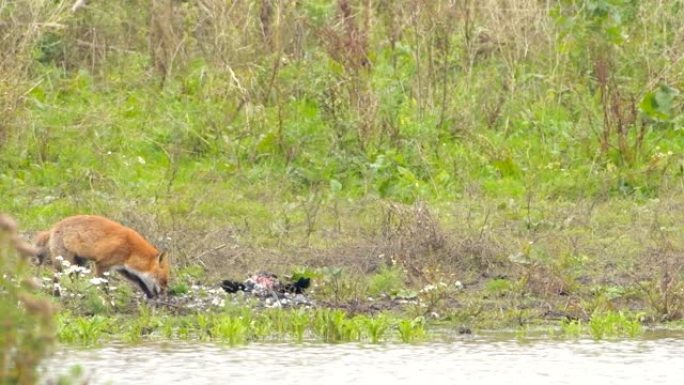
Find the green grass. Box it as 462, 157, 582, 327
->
49, 304, 658, 346
2, 0, 684, 351
368, 266, 406, 297
557, 311, 643, 340
3, 1, 684, 228
54, 307, 421, 345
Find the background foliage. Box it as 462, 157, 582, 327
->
0, 0, 683, 322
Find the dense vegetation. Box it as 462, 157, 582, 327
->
1, 0, 684, 357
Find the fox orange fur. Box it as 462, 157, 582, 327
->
36, 215, 169, 298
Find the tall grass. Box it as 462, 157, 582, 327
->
2, 1, 681, 200
0, 215, 55, 384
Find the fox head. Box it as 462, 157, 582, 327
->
118, 250, 170, 299
145, 250, 170, 297
156, 250, 170, 292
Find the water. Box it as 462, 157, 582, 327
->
43, 337, 684, 385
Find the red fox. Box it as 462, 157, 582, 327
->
36, 215, 169, 298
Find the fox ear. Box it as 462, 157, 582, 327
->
158, 251, 167, 263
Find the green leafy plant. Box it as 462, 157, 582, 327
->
588, 311, 642, 340
396, 317, 426, 343
1, 215, 56, 385
210, 316, 248, 346
368, 266, 406, 297
357, 314, 391, 344
559, 319, 583, 338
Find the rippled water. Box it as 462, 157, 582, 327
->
43, 336, 684, 385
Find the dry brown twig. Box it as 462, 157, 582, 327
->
0, 213, 40, 259
71, 0, 86, 12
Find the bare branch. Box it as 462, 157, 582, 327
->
72, 0, 86, 13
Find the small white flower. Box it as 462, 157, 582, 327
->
89, 277, 108, 286
65, 265, 90, 275
102, 271, 110, 277
55, 255, 64, 262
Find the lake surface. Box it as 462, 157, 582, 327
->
43, 336, 684, 385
